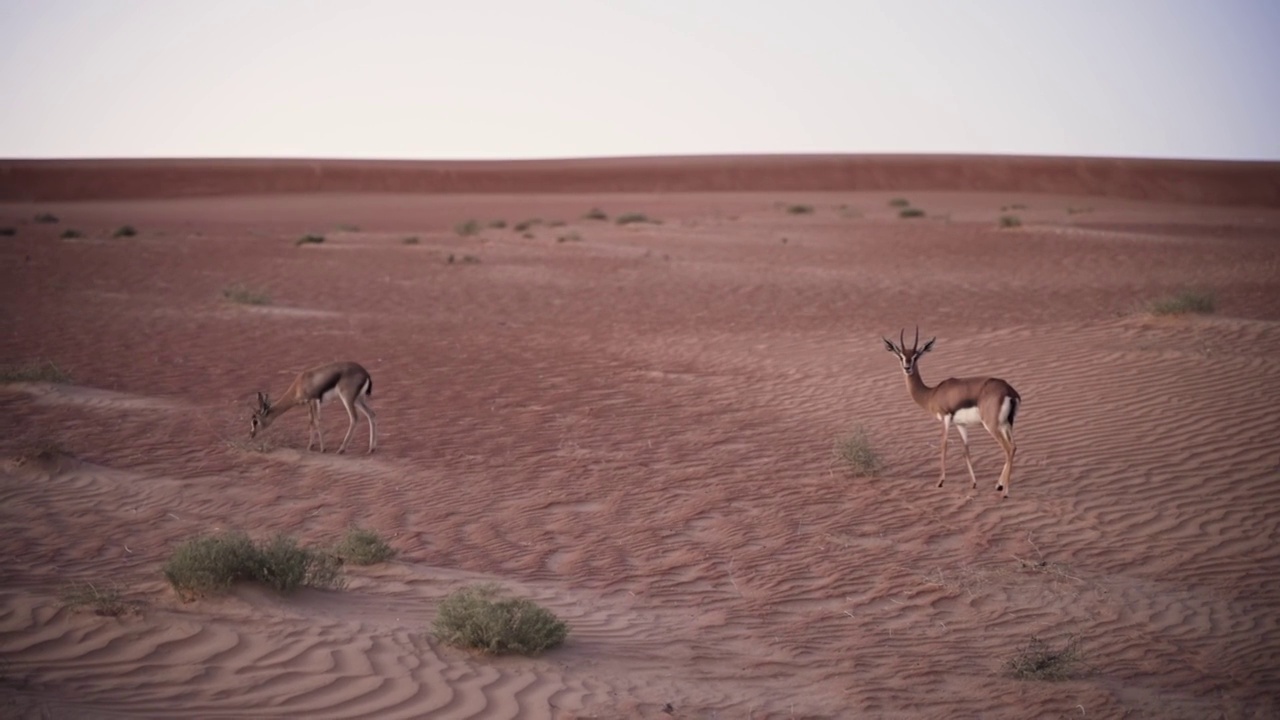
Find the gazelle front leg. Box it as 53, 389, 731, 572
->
308, 400, 325, 452
937, 416, 951, 487
955, 424, 979, 489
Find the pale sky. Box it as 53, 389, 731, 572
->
1, 0, 1277, 161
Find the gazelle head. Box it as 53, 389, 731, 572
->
249, 392, 274, 437
882, 326, 936, 376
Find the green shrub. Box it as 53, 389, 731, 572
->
296, 234, 325, 246
582, 208, 609, 221
332, 527, 396, 565
163, 531, 342, 600
513, 219, 542, 232
455, 219, 482, 236
998, 215, 1022, 229
1149, 290, 1215, 316
488, 219, 507, 229
786, 204, 814, 215
557, 232, 583, 243
432, 584, 568, 655
888, 198, 910, 208
833, 426, 881, 477
898, 207, 925, 219
112, 225, 138, 238
402, 236, 420, 245
616, 212, 657, 225
0, 360, 71, 384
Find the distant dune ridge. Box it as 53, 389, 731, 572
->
2, 154, 1279, 204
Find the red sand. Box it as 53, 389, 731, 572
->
1, 157, 1278, 718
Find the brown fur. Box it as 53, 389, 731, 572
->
251, 361, 377, 454
883, 328, 1020, 497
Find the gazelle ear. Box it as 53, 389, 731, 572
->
919, 337, 937, 355
882, 338, 900, 354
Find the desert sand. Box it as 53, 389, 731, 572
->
1, 156, 1278, 719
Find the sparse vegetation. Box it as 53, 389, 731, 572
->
583, 208, 609, 221
446, 253, 481, 265
616, 212, 658, 225
898, 207, 926, 219
1149, 289, 1215, 316
998, 215, 1022, 229
0, 360, 71, 384
786, 204, 814, 215
488, 219, 507, 229
557, 232, 583, 243
296, 234, 326, 246
0, 227, 16, 236
112, 225, 138, 238
432, 584, 568, 655
332, 527, 397, 566
833, 426, 881, 477
1001, 204, 1028, 211
888, 198, 910, 208
12, 440, 71, 468
455, 219, 482, 236
336, 224, 360, 232
513, 219, 542, 232
60, 228, 83, 239
34, 212, 59, 224
1005, 634, 1086, 680
163, 530, 343, 600
402, 236, 420, 245
222, 283, 272, 306
60, 581, 139, 617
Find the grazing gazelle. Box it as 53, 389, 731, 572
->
882, 328, 1020, 497
250, 361, 377, 454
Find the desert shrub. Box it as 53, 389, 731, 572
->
296, 234, 325, 246
60, 581, 138, 616
616, 212, 657, 225
833, 426, 881, 477
163, 531, 342, 599
1001, 203, 1028, 211
112, 225, 138, 238
446, 254, 481, 265
488, 219, 507, 229
786, 204, 814, 215
0, 360, 71, 384
998, 215, 1022, 229
1006, 634, 1085, 680
432, 584, 568, 655
0, 227, 16, 236
222, 283, 271, 305
332, 527, 397, 565
402, 236, 420, 245
60, 229, 83, 239
582, 208, 608, 221
1149, 289, 1215, 316
888, 198, 910, 208
514, 218, 542, 232
898, 207, 925, 219
34, 212, 59, 224
455, 219, 482, 236
557, 232, 583, 243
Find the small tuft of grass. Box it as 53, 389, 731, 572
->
332, 527, 397, 566
432, 584, 568, 655
222, 283, 272, 305
513, 219, 542, 232
0, 227, 16, 236
616, 212, 658, 225
1149, 289, 1215, 316
60, 581, 140, 617
163, 531, 343, 600
455, 219, 482, 236
998, 215, 1022, 229
888, 198, 911, 208
1006, 634, 1086, 681
446, 254, 482, 265
296, 234, 326, 246
34, 212, 59, 224
402, 236, 420, 245
786, 204, 814, 215
488, 219, 507, 229
12, 440, 71, 468
112, 225, 138, 238
557, 232, 583, 243
833, 426, 881, 477
582, 208, 609, 221
0, 360, 72, 384
60, 228, 84, 239
898, 207, 925, 219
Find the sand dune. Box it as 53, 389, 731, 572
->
1, 161, 1279, 718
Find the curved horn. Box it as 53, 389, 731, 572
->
913, 325, 920, 352
899, 328, 905, 352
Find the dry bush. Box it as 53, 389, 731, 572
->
433, 584, 568, 655
163, 531, 343, 600
332, 527, 397, 566
832, 427, 881, 478
1006, 634, 1086, 680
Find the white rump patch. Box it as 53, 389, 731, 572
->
999, 397, 1014, 425
950, 406, 983, 426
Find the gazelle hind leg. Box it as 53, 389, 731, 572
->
356, 397, 377, 453
336, 395, 360, 454
956, 424, 979, 489
308, 400, 325, 452
993, 425, 1016, 498
937, 416, 951, 487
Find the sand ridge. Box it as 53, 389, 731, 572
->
1, 175, 1279, 718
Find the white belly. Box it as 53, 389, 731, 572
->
949, 406, 983, 426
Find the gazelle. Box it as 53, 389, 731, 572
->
250, 361, 377, 454
882, 328, 1020, 498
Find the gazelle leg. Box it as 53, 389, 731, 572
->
937, 416, 951, 487
306, 400, 323, 452
993, 425, 1016, 498
336, 395, 359, 454
356, 397, 377, 454
956, 424, 978, 489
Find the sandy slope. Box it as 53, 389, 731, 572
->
1, 175, 1278, 718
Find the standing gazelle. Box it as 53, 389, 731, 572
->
882, 328, 1020, 497
250, 361, 377, 454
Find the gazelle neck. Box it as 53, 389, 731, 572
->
905, 368, 934, 409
